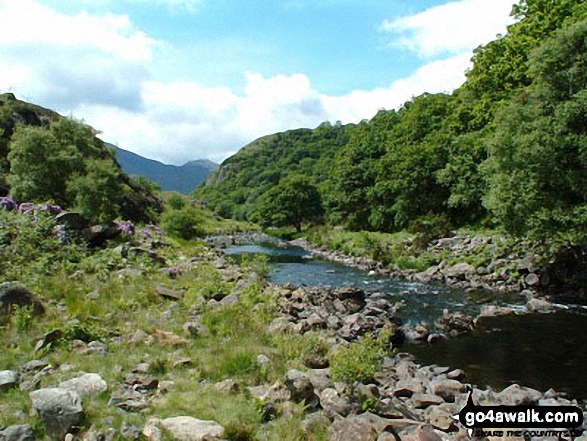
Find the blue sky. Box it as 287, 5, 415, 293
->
0, 0, 517, 164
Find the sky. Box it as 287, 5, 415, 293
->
0, 0, 518, 164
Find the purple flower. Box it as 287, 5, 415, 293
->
166, 266, 183, 278
0, 196, 17, 212
115, 220, 135, 236
18, 202, 36, 214
139, 228, 153, 238
37, 204, 63, 215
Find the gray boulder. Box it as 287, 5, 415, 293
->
58, 373, 107, 398
29, 388, 84, 440
0, 425, 35, 441
143, 417, 224, 441
0, 370, 20, 391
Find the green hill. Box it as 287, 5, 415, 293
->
0, 93, 161, 223
197, 0, 587, 240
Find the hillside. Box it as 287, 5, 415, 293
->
0, 93, 161, 222
109, 144, 218, 194
198, 0, 587, 241
195, 122, 355, 222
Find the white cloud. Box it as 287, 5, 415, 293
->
0, 0, 513, 165
382, 0, 517, 58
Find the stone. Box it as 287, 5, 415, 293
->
257, 354, 270, 366
477, 305, 513, 319
86, 341, 107, 355
0, 425, 35, 441
444, 263, 475, 280
410, 393, 445, 409
446, 369, 466, 381
156, 285, 184, 301
29, 388, 84, 440
327, 415, 379, 441
496, 384, 541, 406
215, 379, 239, 394
285, 369, 319, 408
429, 379, 465, 402
146, 416, 224, 441
34, 329, 64, 352
120, 422, 143, 440
182, 321, 206, 338
527, 298, 552, 312
0, 283, 45, 319
393, 379, 425, 398
0, 370, 20, 391
55, 212, 89, 230
423, 403, 458, 431
152, 329, 188, 346
320, 388, 353, 417
525, 273, 540, 286
219, 293, 239, 306
59, 373, 108, 398
400, 425, 443, 441
22, 360, 50, 374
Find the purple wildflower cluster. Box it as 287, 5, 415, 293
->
138, 224, 163, 240
114, 220, 136, 236
166, 266, 183, 278
0, 197, 62, 215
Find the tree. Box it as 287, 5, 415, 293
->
259, 175, 324, 232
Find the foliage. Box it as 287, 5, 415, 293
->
330, 333, 388, 384
259, 175, 324, 232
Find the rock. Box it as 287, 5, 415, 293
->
59, 373, 108, 398
327, 415, 379, 441
423, 403, 458, 431
446, 369, 466, 381
444, 263, 475, 280
29, 388, 84, 440
145, 417, 224, 441
285, 369, 319, 408
393, 379, 425, 398
267, 317, 293, 334
156, 285, 184, 301
429, 379, 465, 402
304, 354, 329, 369
400, 425, 443, 441
477, 305, 513, 319
55, 212, 89, 230
219, 293, 239, 306
496, 384, 541, 406
434, 310, 474, 336
0, 370, 20, 391
120, 422, 143, 440
152, 329, 188, 346
22, 360, 50, 374
257, 354, 270, 366
34, 329, 64, 352
301, 412, 330, 434
527, 298, 552, 312
410, 393, 445, 409
525, 273, 540, 286
182, 321, 206, 338
215, 379, 239, 394
0, 283, 45, 319
0, 425, 35, 441
86, 341, 107, 355
320, 388, 353, 417
85, 224, 120, 247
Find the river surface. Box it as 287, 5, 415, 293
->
224, 242, 587, 401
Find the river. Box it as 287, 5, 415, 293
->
223, 241, 587, 401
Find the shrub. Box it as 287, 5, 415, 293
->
161, 205, 204, 240
330, 333, 388, 384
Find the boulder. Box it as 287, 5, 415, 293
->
285, 369, 319, 408
55, 212, 89, 230
320, 388, 353, 417
0, 370, 20, 391
29, 388, 84, 440
0, 425, 35, 441
429, 379, 465, 402
0, 283, 44, 319
495, 384, 541, 406
327, 415, 379, 441
144, 416, 224, 441
58, 373, 107, 398
444, 263, 475, 280
410, 393, 444, 409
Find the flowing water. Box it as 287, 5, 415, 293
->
224, 242, 587, 400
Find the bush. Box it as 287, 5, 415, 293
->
330, 333, 389, 384
161, 205, 204, 240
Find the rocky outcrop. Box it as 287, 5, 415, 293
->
29, 388, 84, 440
0, 283, 45, 319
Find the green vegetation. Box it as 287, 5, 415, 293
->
197, 0, 587, 243
0, 208, 332, 440
0, 93, 161, 223
330, 333, 389, 384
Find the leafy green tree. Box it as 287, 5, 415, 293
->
483, 19, 587, 237
68, 158, 126, 223
259, 175, 324, 232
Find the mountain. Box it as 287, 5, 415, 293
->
109, 143, 218, 194
195, 122, 355, 221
